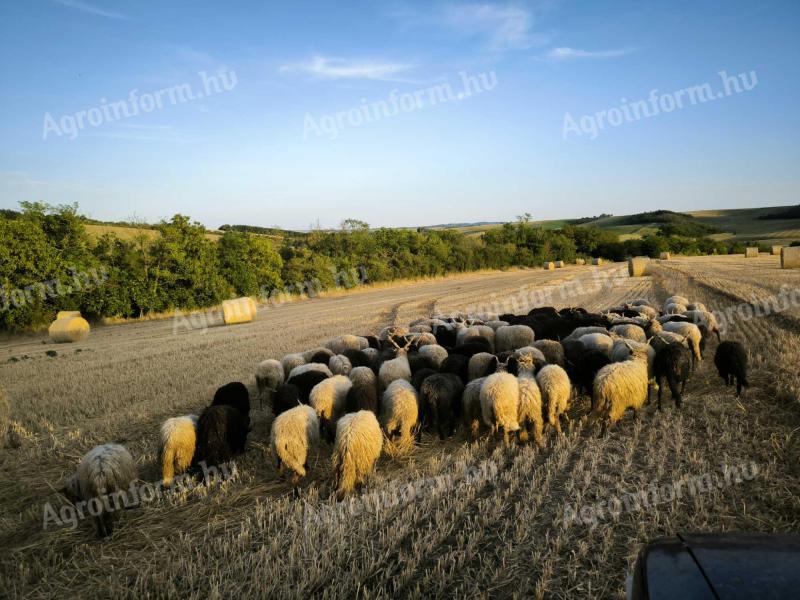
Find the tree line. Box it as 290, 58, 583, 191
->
0, 202, 768, 331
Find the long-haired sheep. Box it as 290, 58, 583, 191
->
441, 353, 470, 383
255, 359, 284, 402
303, 346, 335, 364
661, 321, 704, 364
332, 410, 383, 499
462, 377, 486, 440
684, 309, 721, 343
329, 354, 352, 376
212, 382, 251, 424
517, 376, 544, 447
62, 443, 138, 537
411, 368, 437, 392
610, 324, 647, 344
495, 324, 535, 354
270, 404, 319, 483
309, 375, 353, 442
346, 367, 379, 415
590, 343, 650, 435
418, 344, 448, 369
564, 326, 608, 342
287, 363, 333, 402
378, 334, 413, 390
579, 333, 615, 359
664, 295, 689, 308
380, 380, 419, 453
653, 343, 692, 409
480, 372, 520, 444
714, 341, 749, 397
457, 325, 495, 352
342, 348, 373, 369
532, 339, 565, 367
325, 334, 365, 355
281, 353, 305, 379
194, 405, 249, 467
159, 415, 198, 486
536, 365, 571, 434
420, 373, 464, 440
468, 352, 499, 381
272, 382, 302, 416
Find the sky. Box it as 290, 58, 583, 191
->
0, 0, 798, 230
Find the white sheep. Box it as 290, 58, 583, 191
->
536, 364, 571, 434
579, 333, 616, 359
629, 304, 658, 319
289, 362, 334, 381
484, 320, 510, 332
159, 415, 198, 486
349, 366, 377, 388
270, 404, 319, 483
309, 375, 353, 440
687, 302, 707, 312
495, 324, 535, 353
610, 323, 647, 344
62, 443, 138, 537
380, 380, 419, 453
457, 325, 496, 351
378, 336, 413, 390
661, 321, 704, 363
418, 344, 448, 369
329, 354, 352, 376
515, 356, 545, 447
332, 410, 383, 499
281, 353, 306, 379
462, 377, 486, 440
325, 334, 365, 355
302, 346, 335, 363
564, 326, 608, 342
684, 309, 721, 342
664, 303, 688, 315
468, 352, 498, 381
409, 331, 438, 347
480, 372, 520, 443
409, 324, 432, 333
514, 346, 547, 370
255, 359, 284, 404
591, 344, 650, 435
664, 295, 689, 308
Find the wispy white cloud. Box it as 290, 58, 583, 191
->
91, 124, 191, 143
52, 0, 129, 20
544, 47, 634, 61
279, 55, 413, 81
442, 3, 543, 50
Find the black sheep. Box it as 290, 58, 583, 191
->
194, 405, 249, 469
714, 341, 749, 397
653, 343, 692, 409
408, 352, 439, 373
449, 339, 492, 357
433, 324, 458, 348
342, 348, 373, 369
212, 382, 250, 424
411, 367, 438, 392
573, 350, 612, 404
287, 369, 330, 402
272, 383, 302, 416
363, 335, 381, 349
420, 373, 464, 440
308, 349, 334, 364
440, 354, 470, 383
345, 380, 379, 415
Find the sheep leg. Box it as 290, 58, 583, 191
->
736, 377, 743, 398
657, 378, 663, 411
553, 416, 562, 434
469, 419, 480, 441
534, 424, 544, 448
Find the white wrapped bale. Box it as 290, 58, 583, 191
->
222, 297, 255, 325
49, 316, 90, 343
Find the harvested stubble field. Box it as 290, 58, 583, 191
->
1, 259, 799, 599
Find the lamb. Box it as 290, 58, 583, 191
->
281, 353, 306, 379
462, 377, 486, 440
418, 344, 448, 369
532, 339, 565, 367
661, 321, 704, 364
329, 354, 352, 376
419, 373, 464, 440
332, 410, 383, 499
653, 343, 692, 409
272, 383, 302, 416
380, 380, 419, 452
579, 333, 615, 359
212, 382, 251, 424
309, 375, 353, 441
287, 363, 333, 402
378, 335, 413, 390
610, 324, 647, 344
255, 359, 284, 406
194, 404, 249, 467
159, 415, 198, 486
536, 365, 572, 434
714, 341, 749, 397
468, 352, 499, 381
61, 443, 138, 537
270, 404, 319, 483
480, 372, 520, 444
591, 343, 650, 435
495, 324, 535, 353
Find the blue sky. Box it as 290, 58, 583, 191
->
0, 1, 798, 230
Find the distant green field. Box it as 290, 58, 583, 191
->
431, 206, 800, 244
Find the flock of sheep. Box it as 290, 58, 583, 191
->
62, 294, 750, 538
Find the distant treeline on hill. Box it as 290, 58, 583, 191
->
758, 205, 800, 220
0, 202, 766, 331
566, 214, 613, 225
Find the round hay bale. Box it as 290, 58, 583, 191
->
575, 258, 586, 266
56, 310, 81, 319
781, 246, 800, 269
592, 258, 604, 266
222, 297, 255, 325
48, 316, 90, 343
0, 387, 8, 446
543, 262, 555, 271
659, 252, 671, 260
554, 260, 565, 268
246, 297, 258, 315
771, 245, 783, 256
745, 247, 759, 258
628, 256, 650, 277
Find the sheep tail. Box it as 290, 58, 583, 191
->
284, 441, 306, 477
333, 447, 355, 498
